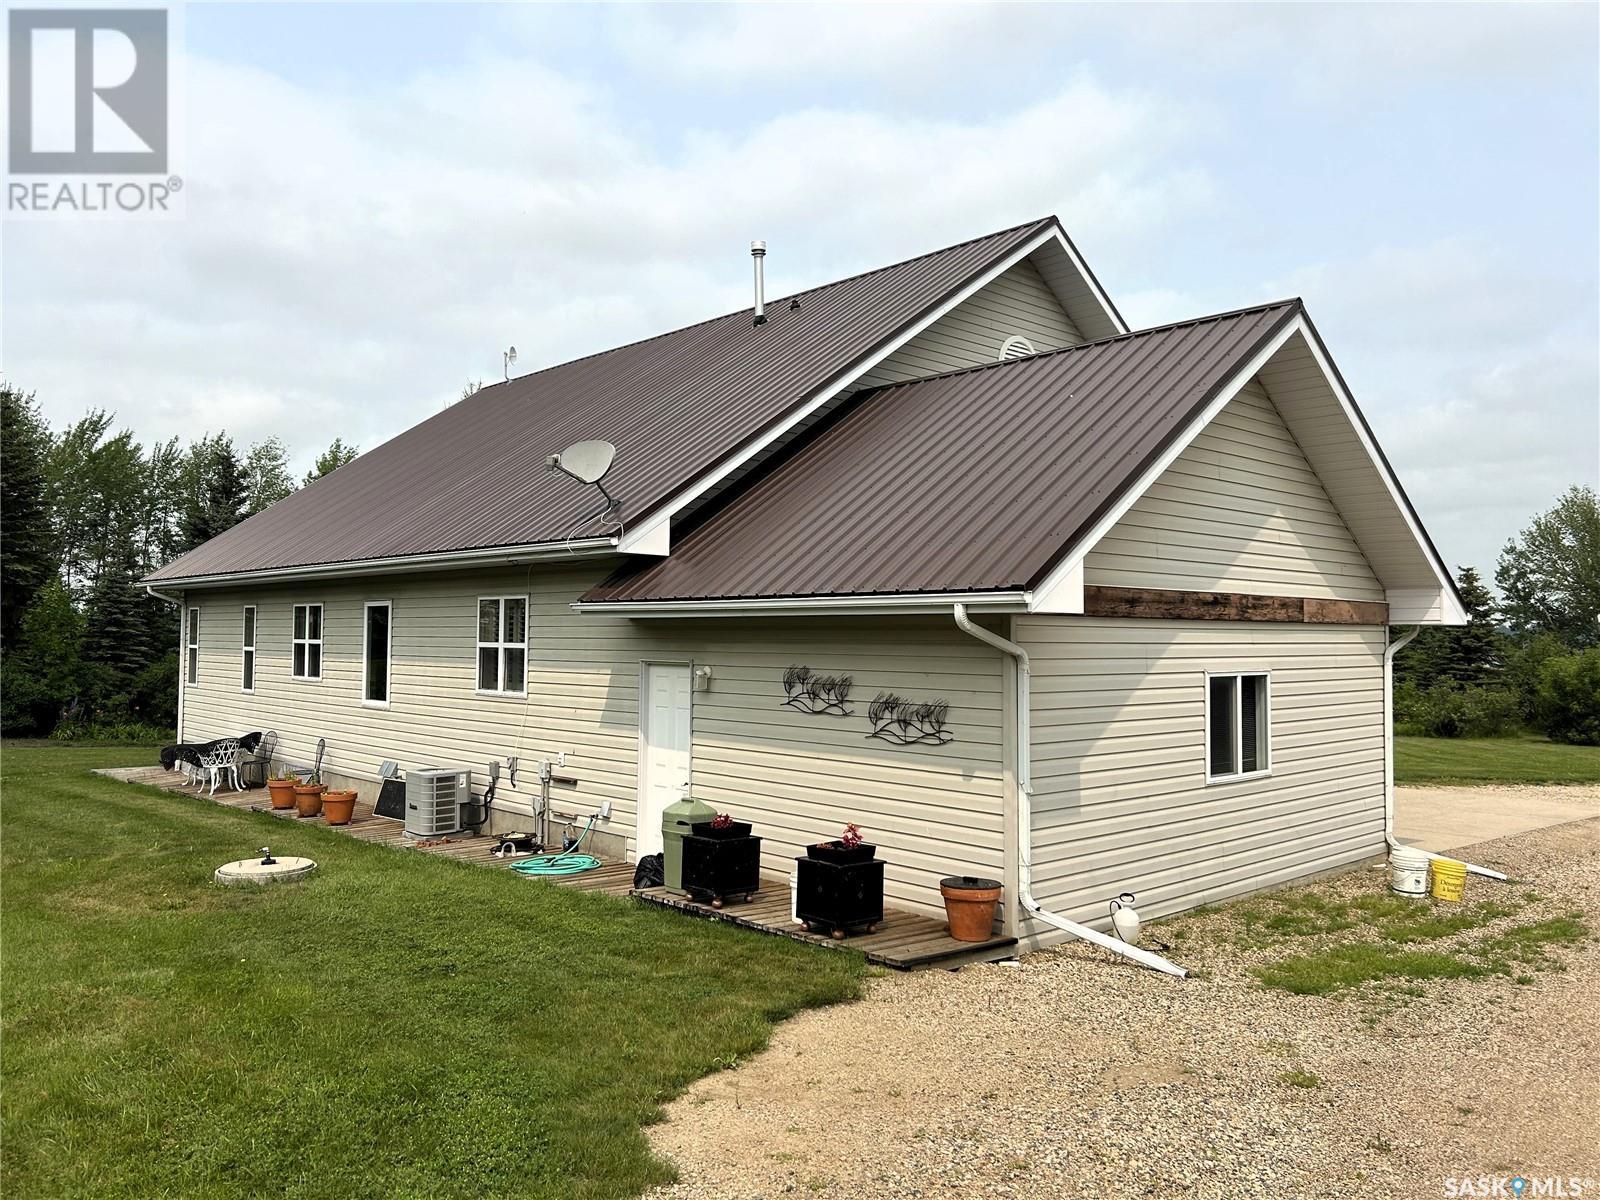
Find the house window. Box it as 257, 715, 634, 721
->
1207, 672, 1270, 781
292, 603, 323, 681
186, 607, 199, 685
241, 606, 256, 692
476, 596, 527, 695
364, 601, 391, 707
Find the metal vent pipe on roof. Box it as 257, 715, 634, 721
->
751, 240, 767, 326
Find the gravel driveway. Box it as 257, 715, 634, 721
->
647, 814, 1599, 1200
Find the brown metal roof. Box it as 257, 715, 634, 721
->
580, 300, 1302, 603
147, 218, 1057, 583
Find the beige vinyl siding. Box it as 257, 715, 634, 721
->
180, 563, 1004, 918
1016, 615, 1386, 935
1085, 380, 1384, 601
856, 258, 1085, 388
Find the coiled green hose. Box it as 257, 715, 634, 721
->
510, 815, 602, 878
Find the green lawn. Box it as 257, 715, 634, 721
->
1395, 734, 1600, 786
0, 743, 863, 1199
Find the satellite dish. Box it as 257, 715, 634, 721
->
548, 439, 615, 485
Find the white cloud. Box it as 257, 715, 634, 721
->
3, 48, 1206, 476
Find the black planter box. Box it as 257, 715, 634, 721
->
690, 820, 754, 840
681, 833, 762, 905
806, 841, 877, 866
795, 856, 885, 937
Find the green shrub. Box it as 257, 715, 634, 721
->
48, 719, 173, 744
1394, 681, 1522, 738
1535, 650, 1600, 746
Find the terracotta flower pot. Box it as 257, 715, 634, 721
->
940, 875, 1003, 942
266, 779, 297, 810
322, 789, 358, 826
292, 784, 326, 819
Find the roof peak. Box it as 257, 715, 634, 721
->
475, 217, 1059, 395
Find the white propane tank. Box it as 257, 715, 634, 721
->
1109, 892, 1141, 945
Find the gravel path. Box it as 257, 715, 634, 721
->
647, 816, 1600, 1200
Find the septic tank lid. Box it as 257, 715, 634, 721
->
214, 855, 317, 886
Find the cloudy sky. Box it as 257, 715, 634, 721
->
3, 2, 1596, 577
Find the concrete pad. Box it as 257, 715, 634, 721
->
1395, 784, 1600, 852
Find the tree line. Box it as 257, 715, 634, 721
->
0, 384, 358, 738
1395, 485, 1600, 745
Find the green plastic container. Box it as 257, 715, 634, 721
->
662, 794, 717, 895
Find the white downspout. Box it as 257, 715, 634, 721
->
146, 585, 184, 742
954, 604, 1188, 978
1384, 626, 1508, 882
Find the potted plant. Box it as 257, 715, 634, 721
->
806, 822, 875, 865
322, 785, 359, 826
682, 812, 761, 908
796, 823, 884, 939
266, 768, 298, 811
690, 812, 753, 839
939, 875, 1003, 942
292, 772, 327, 819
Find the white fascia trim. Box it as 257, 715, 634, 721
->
147, 538, 619, 590
1027, 313, 1464, 624
619, 226, 1064, 555
1043, 225, 1128, 337
572, 590, 1030, 618
1027, 316, 1304, 613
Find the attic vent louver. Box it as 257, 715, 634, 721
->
998, 335, 1036, 361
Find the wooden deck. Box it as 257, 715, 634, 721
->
97, 766, 1016, 969
633, 884, 1017, 970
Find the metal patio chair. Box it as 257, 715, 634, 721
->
199, 739, 243, 796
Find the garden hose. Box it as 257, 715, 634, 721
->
510, 815, 602, 878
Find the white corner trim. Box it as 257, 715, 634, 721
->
618, 512, 671, 556
624, 225, 1064, 548
1028, 315, 1304, 611
1030, 560, 1083, 613
572, 590, 1031, 618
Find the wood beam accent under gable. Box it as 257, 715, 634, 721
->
1084, 586, 1389, 625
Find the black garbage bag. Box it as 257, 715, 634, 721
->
633, 853, 664, 890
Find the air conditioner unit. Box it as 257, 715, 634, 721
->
405, 767, 470, 838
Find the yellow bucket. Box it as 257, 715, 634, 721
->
1430, 858, 1467, 903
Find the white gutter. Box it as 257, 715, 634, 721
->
574, 590, 1030, 618
953, 603, 1188, 977
146, 537, 618, 590
1384, 627, 1508, 881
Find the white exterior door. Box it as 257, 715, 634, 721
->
638, 663, 692, 859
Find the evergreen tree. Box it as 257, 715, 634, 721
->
0, 385, 57, 648
0, 579, 84, 734
81, 549, 155, 721
303, 437, 359, 485
180, 434, 248, 550
1394, 566, 1502, 688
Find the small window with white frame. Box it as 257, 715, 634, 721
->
241, 606, 256, 692
292, 603, 323, 681
363, 601, 391, 707
186, 607, 199, 685
1207, 672, 1270, 782
476, 596, 527, 695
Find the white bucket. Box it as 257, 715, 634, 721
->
1389, 847, 1431, 896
